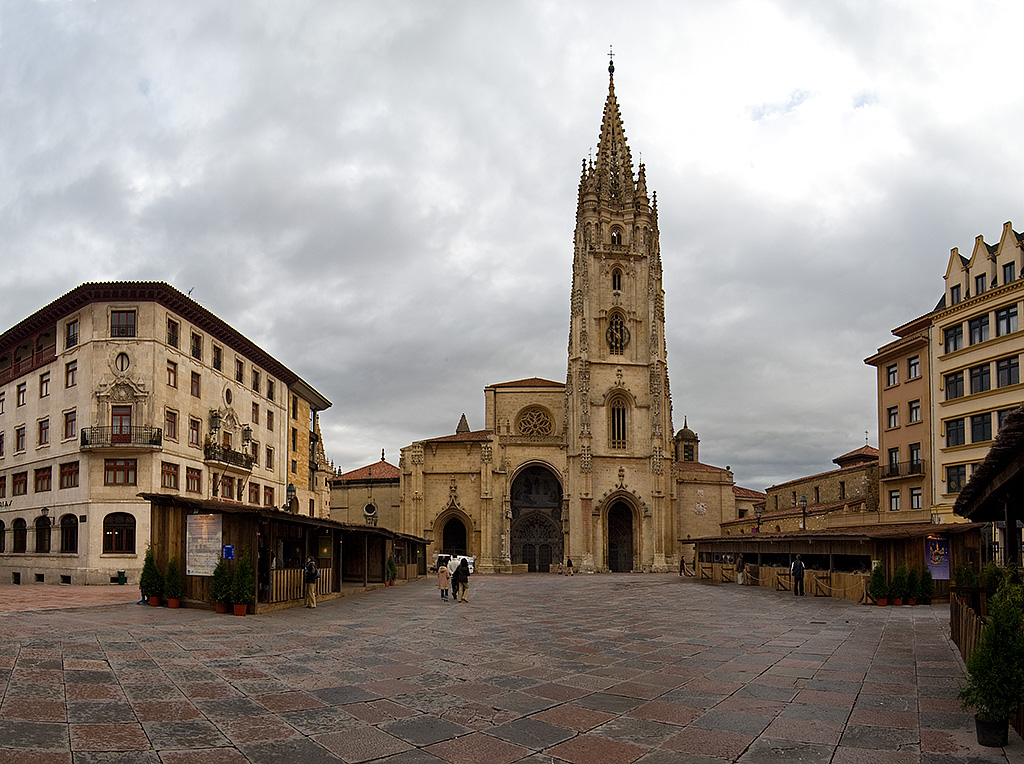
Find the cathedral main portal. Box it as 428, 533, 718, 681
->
607, 502, 635, 572
510, 466, 563, 572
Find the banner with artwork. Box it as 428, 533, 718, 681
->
925, 536, 950, 580
186, 513, 223, 576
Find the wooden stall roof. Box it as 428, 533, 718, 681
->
140, 493, 428, 543
688, 522, 983, 546
954, 406, 1024, 522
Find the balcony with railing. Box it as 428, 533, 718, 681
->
0, 344, 57, 386
81, 426, 163, 449
881, 460, 926, 480
204, 443, 254, 472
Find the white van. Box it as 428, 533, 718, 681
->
432, 554, 475, 574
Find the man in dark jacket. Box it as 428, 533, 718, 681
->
791, 555, 805, 596
453, 558, 471, 602
304, 555, 319, 608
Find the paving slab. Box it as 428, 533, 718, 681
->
1, 574, 1022, 762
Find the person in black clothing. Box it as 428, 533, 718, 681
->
791, 555, 805, 596
453, 559, 471, 602
304, 555, 319, 608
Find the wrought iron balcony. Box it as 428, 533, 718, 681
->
81, 426, 162, 448
204, 443, 254, 471
882, 460, 925, 480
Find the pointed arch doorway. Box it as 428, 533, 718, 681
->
607, 501, 634, 572
442, 517, 467, 556
510, 465, 563, 572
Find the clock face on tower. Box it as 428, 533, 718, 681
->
606, 316, 630, 354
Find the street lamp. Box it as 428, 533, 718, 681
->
755, 504, 762, 532
800, 495, 807, 530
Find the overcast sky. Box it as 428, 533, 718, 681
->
3, 1, 1024, 491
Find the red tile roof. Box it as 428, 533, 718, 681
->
733, 486, 766, 500
834, 445, 879, 466
487, 378, 564, 389
336, 460, 400, 482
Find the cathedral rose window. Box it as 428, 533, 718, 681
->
517, 407, 553, 436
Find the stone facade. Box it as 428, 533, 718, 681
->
329, 457, 401, 530
0, 282, 331, 585
396, 66, 750, 574
721, 447, 879, 536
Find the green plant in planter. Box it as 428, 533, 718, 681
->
955, 564, 980, 588
139, 547, 164, 600
919, 568, 935, 603
232, 550, 256, 606
905, 567, 920, 603
868, 564, 889, 603
386, 554, 398, 584
960, 582, 1024, 743
210, 558, 233, 606
982, 562, 1005, 591
164, 557, 183, 601
889, 564, 909, 601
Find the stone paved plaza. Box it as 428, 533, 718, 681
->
1, 574, 1023, 763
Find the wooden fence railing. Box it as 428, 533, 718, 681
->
270, 567, 333, 604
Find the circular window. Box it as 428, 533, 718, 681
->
114, 353, 130, 372
517, 407, 553, 436
364, 504, 377, 516
225, 389, 232, 405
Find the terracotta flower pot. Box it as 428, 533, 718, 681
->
876, 598, 888, 607
906, 597, 916, 606
892, 598, 903, 606
233, 603, 248, 616
215, 602, 229, 614
148, 595, 161, 607
167, 598, 180, 609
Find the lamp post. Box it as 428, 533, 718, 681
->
800, 495, 807, 530
755, 504, 762, 533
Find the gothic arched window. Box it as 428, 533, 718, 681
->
606, 311, 629, 355
609, 396, 628, 450
610, 227, 623, 246
611, 268, 622, 291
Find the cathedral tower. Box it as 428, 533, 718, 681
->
564, 60, 675, 572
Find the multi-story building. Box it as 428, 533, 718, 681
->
0, 282, 331, 585
868, 221, 1024, 527
864, 314, 932, 523
933, 223, 1024, 521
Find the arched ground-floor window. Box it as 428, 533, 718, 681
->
35, 516, 51, 553
60, 514, 79, 553
103, 512, 136, 553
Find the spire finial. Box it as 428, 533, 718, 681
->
608, 45, 615, 75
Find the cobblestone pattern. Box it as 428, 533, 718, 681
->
0, 575, 1020, 763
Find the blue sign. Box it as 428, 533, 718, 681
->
223, 545, 235, 560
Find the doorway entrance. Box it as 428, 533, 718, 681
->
510, 465, 563, 572
607, 501, 634, 572
442, 517, 467, 556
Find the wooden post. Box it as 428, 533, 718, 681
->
1005, 496, 1021, 567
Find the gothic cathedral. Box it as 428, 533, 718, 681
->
396, 62, 739, 573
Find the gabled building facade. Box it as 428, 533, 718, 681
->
0, 282, 332, 585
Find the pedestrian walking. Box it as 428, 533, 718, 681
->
437, 559, 451, 601
454, 558, 471, 602
304, 554, 319, 608
566, 557, 574, 576
791, 554, 805, 596
736, 553, 745, 586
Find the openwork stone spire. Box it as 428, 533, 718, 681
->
590, 60, 635, 204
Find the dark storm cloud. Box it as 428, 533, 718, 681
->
3, 1, 1024, 489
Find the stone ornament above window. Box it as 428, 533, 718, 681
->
517, 407, 553, 436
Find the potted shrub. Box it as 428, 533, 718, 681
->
210, 558, 232, 613
386, 554, 398, 586
139, 547, 164, 606
919, 568, 935, 605
868, 564, 889, 606
164, 556, 184, 609
905, 567, 919, 606
231, 550, 256, 616
889, 564, 908, 606
960, 582, 1024, 747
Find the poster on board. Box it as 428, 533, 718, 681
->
925, 536, 950, 580
186, 513, 223, 576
